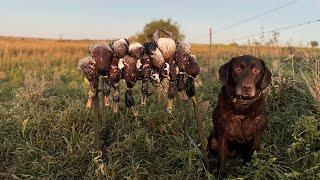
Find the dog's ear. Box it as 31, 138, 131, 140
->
219, 61, 231, 85
260, 60, 272, 89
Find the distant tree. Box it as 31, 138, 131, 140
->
129, 19, 185, 43
310, 41, 319, 48
228, 42, 239, 46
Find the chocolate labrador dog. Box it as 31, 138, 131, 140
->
208, 55, 272, 177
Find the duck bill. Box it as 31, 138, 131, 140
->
178, 90, 188, 100
167, 98, 173, 114
113, 102, 119, 113
104, 96, 110, 107
131, 106, 138, 117
141, 94, 147, 106
86, 97, 93, 108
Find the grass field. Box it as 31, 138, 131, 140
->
0, 37, 319, 179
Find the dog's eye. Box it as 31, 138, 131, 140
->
234, 67, 242, 73
252, 67, 260, 74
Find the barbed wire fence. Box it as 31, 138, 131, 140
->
1, 1, 318, 49
230, 19, 320, 43
214, 0, 299, 33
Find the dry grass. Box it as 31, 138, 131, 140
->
0, 37, 319, 179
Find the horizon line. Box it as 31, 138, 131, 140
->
0, 35, 317, 48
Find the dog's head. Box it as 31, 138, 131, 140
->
219, 55, 271, 99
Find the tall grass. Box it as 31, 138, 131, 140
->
0, 37, 319, 179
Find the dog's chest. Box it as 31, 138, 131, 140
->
223, 113, 263, 142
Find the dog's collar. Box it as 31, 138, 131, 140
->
225, 87, 262, 105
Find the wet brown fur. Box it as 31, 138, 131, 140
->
208, 55, 272, 177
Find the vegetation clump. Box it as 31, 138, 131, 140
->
0, 37, 319, 179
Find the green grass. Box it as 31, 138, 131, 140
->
0, 38, 319, 179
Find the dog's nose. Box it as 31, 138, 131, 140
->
242, 84, 253, 91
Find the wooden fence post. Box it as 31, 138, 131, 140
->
191, 96, 210, 170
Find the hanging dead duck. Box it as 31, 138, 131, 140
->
128, 42, 150, 106
175, 42, 191, 99
152, 28, 177, 79
175, 42, 191, 73
78, 56, 98, 108
139, 54, 153, 106
108, 57, 122, 113
128, 42, 144, 60
153, 28, 176, 65
166, 62, 180, 114
153, 29, 182, 113
121, 55, 139, 117
144, 41, 165, 83
185, 54, 200, 98
110, 38, 129, 58
89, 44, 113, 75
89, 44, 114, 107
107, 38, 129, 112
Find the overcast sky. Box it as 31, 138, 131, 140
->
0, 0, 319, 45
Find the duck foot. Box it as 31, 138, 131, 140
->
131, 106, 138, 117
113, 102, 119, 113
104, 96, 110, 107
167, 98, 173, 114
141, 94, 147, 106
178, 90, 188, 101
86, 97, 93, 108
